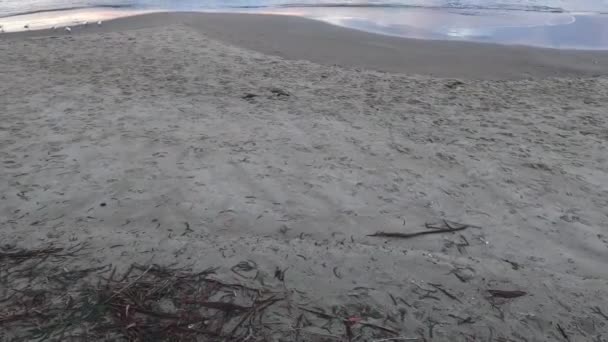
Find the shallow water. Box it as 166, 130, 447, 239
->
262, 7, 608, 49
1, 0, 608, 49
2, 0, 608, 17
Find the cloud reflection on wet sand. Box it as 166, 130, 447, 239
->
2, 6, 608, 49
258, 7, 608, 49
0, 8, 152, 32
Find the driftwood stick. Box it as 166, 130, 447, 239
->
298, 306, 399, 335
104, 265, 153, 304
591, 306, 608, 321
368, 221, 470, 239
429, 283, 462, 303
487, 289, 527, 299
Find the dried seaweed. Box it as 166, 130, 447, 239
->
1, 244, 400, 341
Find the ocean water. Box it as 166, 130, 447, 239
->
1, 0, 608, 17
1, 0, 608, 49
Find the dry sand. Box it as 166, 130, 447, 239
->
1, 12, 608, 341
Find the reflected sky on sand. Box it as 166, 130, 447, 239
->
260, 7, 608, 49
1, 4, 608, 50
0, 8, 152, 31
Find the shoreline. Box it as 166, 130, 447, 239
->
3, 12, 608, 80
3, 6, 608, 50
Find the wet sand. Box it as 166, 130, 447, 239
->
4, 12, 608, 79
1, 12, 608, 341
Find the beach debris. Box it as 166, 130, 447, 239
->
523, 162, 552, 172
455, 235, 470, 253
231, 260, 259, 279
388, 293, 398, 306
453, 316, 475, 325
181, 221, 193, 236
298, 306, 399, 335
372, 336, 422, 341
0, 243, 86, 262
65, 26, 72, 33
333, 266, 343, 279
488, 289, 527, 299
270, 87, 290, 97
97, 20, 103, 26
0, 258, 277, 340
411, 281, 440, 301
445, 80, 464, 89
23, 24, 29, 29
242, 93, 258, 100
450, 266, 476, 282
556, 323, 570, 341
347, 286, 374, 298
2, 243, 400, 341
278, 224, 290, 235
502, 259, 521, 270
368, 220, 471, 239
591, 306, 608, 321
274, 266, 286, 281
388, 293, 411, 310
443, 234, 470, 253
424, 318, 441, 339
429, 283, 462, 303
0, 245, 63, 261
389, 142, 410, 154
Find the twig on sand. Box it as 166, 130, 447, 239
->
104, 265, 153, 303
556, 323, 570, 341
429, 283, 462, 303
0, 246, 64, 260
182, 300, 251, 311
360, 320, 399, 335
231, 260, 259, 279
274, 266, 287, 282
427, 319, 439, 339
591, 306, 608, 321
205, 278, 263, 293
487, 289, 527, 299
411, 282, 440, 301
445, 80, 465, 89
298, 306, 399, 335
0, 311, 50, 324
345, 319, 354, 342
490, 302, 505, 321
230, 295, 283, 337
289, 327, 342, 340
457, 316, 474, 325
333, 266, 343, 279
368, 220, 471, 239
230, 304, 256, 336
298, 306, 334, 319
373, 337, 422, 341
388, 293, 398, 306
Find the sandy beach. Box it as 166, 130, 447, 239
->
1, 12, 608, 341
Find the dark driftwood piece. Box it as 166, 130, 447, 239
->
368, 220, 470, 239
488, 290, 527, 298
